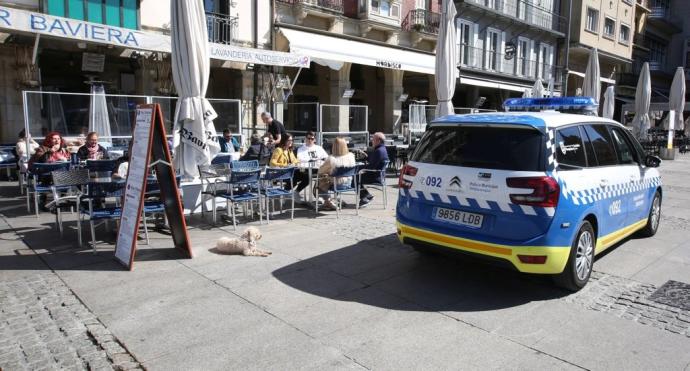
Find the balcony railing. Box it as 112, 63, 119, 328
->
458, 44, 562, 83
649, 6, 669, 18
402, 9, 441, 34
206, 12, 238, 45
463, 0, 567, 34
276, 0, 344, 13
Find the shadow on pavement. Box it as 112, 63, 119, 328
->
273, 234, 569, 312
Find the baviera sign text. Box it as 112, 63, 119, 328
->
0, 5, 309, 68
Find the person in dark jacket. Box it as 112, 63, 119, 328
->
358, 132, 389, 207
76, 132, 109, 161
240, 133, 271, 165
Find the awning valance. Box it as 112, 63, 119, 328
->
279, 27, 435, 74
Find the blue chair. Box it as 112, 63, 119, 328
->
315, 166, 359, 218
211, 154, 233, 165
358, 160, 390, 209
85, 159, 118, 181
27, 162, 71, 216
231, 160, 259, 171
0, 147, 17, 180
261, 167, 296, 222
217, 168, 262, 229
77, 181, 124, 253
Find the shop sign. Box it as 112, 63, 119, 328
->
376, 60, 402, 69
0, 5, 309, 68
210, 44, 310, 68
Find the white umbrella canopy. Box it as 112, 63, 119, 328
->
667, 67, 685, 131
88, 84, 112, 146
583, 48, 601, 105
631, 62, 652, 140
434, 0, 457, 118
171, 0, 220, 179
547, 79, 554, 97
532, 78, 545, 98
602, 86, 615, 120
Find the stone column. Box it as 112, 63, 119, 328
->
383, 69, 404, 134
240, 69, 256, 141
327, 62, 352, 133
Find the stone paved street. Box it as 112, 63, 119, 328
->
1, 155, 690, 370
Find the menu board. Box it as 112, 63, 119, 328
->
114, 104, 192, 270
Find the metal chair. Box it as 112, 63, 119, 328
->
85, 159, 118, 181
217, 168, 263, 229
261, 167, 296, 222
315, 166, 359, 218
0, 147, 17, 180
198, 163, 232, 222
27, 162, 71, 216
358, 160, 390, 209
50, 168, 90, 237
77, 181, 124, 253
230, 160, 260, 171
211, 154, 233, 165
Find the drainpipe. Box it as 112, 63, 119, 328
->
252, 0, 259, 131
563, 0, 572, 95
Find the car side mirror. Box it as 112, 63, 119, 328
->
645, 155, 661, 168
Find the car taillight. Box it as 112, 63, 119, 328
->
506, 176, 560, 208
398, 165, 418, 189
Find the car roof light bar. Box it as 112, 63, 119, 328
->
503, 97, 599, 115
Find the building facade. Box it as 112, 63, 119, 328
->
0, 0, 569, 142
562, 0, 635, 99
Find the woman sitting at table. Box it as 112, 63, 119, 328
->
269, 133, 309, 198
28, 131, 71, 211
240, 133, 271, 165
77, 132, 109, 161
316, 137, 356, 211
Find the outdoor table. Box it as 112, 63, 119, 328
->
297, 160, 324, 206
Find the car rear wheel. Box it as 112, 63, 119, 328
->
638, 191, 661, 237
554, 221, 595, 291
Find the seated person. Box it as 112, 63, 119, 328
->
269, 133, 309, 199
218, 129, 239, 153
16, 129, 39, 173
317, 137, 355, 211
296, 131, 328, 163
77, 132, 109, 161
240, 133, 271, 165
358, 132, 389, 207
29, 131, 71, 211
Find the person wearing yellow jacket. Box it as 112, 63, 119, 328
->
269, 133, 309, 198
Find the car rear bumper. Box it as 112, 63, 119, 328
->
396, 221, 571, 274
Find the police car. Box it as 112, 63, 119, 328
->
396, 97, 662, 291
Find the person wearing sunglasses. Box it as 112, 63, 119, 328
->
269, 133, 310, 199
296, 131, 328, 163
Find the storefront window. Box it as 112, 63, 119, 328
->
44, 0, 140, 30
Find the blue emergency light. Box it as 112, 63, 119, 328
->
503, 97, 598, 115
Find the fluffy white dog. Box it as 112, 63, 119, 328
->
215, 227, 271, 257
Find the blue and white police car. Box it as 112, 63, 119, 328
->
396, 97, 662, 290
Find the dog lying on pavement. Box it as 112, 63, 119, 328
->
215, 227, 271, 257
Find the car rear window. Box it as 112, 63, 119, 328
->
410, 125, 545, 171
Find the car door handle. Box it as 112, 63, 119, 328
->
600, 179, 608, 188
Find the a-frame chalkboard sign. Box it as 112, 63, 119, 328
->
114, 104, 193, 270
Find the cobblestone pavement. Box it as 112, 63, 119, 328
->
0, 274, 143, 371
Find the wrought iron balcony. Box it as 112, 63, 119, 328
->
276, 0, 344, 13
206, 12, 238, 45
402, 9, 440, 34
461, 0, 567, 35
458, 44, 563, 84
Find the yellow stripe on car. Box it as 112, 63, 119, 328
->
595, 219, 647, 254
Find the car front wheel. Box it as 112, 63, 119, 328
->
554, 221, 595, 291
638, 191, 661, 237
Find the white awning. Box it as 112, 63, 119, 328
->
279, 28, 435, 74
568, 70, 616, 85
460, 77, 535, 93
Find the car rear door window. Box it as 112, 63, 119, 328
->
583, 124, 618, 166
555, 126, 587, 169
609, 127, 636, 164
411, 126, 544, 171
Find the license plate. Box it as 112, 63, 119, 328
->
432, 207, 483, 228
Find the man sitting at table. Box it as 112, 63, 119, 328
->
218, 129, 239, 153
358, 132, 389, 208
77, 132, 109, 161
296, 131, 328, 163
240, 133, 271, 165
